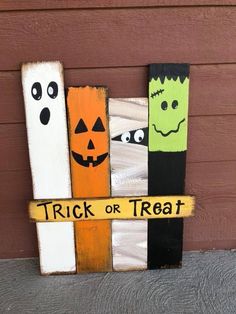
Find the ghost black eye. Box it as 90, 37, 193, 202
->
161, 101, 168, 111
31, 82, 42, 100
47, 81, 58, 99
172, 100, 178, 109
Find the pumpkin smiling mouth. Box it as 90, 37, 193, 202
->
72, 151, 108, 167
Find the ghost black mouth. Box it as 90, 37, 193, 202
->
72, 151, 108, 167
152, 118, 185, 137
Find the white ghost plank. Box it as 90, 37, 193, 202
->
109, 98, 148, 271
22, 61, 76, 274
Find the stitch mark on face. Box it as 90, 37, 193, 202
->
151, 89, 164, 98
152, 118, 185, 137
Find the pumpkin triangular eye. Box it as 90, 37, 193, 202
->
92, 117, 105, 132
75, 118, 88, 133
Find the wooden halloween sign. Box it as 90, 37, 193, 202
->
21, 61, 76, 274
24, 63, 195, 275
148, 63, 190, 268
29, 196, 195, 221
66, 86, 112, 273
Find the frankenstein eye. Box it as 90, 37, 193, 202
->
75, 119, 88, 133
92, 117, 105, 132
161, 101, 168, 111
134, 129, 144, 143
31, 82, 42, 100
172, 100, 178, 109
121, 132, 131, 143
47, 81, 58, 99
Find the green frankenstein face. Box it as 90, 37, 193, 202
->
149, 75, 189, 152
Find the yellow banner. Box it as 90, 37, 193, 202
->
29, 195, 195, 222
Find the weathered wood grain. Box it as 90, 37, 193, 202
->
0, 251, 236, 314
0, 7, 236, 70
1, 160, 236, 258
110, 98, 148, 271
1, 64, 236, 124
21, 61, 76, 274
2, 114, 236, 172
67, 87, 112, 273
1, 0, 236, 11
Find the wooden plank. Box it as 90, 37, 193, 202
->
1, 0, 236, 11
109, 98, 148, 271
2, 114, 236, 173
21, 61, 76, 274
29, 196, 195, 222
1, 64, 236, 124
0, 7, 236, 71
66, 86, 112, 273
1, 160, 236, 258
148, 64, 190, 268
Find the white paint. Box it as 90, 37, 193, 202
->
109, 98, 148, 271
22, 61, 76, 274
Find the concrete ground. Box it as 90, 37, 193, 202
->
0, 251, 235, 314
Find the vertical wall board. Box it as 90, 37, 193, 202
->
109, 98, 148, 271
21, 61, 76, 274
148, 64, 190, 268
67, 86, 112, 273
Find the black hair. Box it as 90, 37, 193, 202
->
149, 63, 189, 84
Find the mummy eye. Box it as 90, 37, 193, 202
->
121, 132, 131, 143
31, 82, 42, 100
134, 129, 144, 143
47, 81, 58, 99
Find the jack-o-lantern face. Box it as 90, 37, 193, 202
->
67, 86, 109, 168
72, 115, 108, 167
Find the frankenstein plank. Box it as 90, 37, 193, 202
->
109, 98, 148, 271
21, 61, 76, 274
148, 64, 190, 268
67, 86, 112, 272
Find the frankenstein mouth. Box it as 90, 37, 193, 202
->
72, 151, 108, 167
152, 118, 185, 137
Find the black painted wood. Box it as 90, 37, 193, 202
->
148, 152, 186, 268
148, 63, 189, 269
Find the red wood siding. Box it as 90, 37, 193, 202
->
0, 2, 235, 258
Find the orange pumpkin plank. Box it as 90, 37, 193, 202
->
67, 86, 112, 272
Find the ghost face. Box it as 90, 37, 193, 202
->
21, 61, 72, 199
22, 62, 65, 129
149, 77, 189, 152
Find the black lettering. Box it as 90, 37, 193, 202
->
176, 200, 185, 215
53, 204, 65, 219
141, 201, 151, 216
84, 202, 94, 218
66, 206, 70, 218
105, 205, 113, 213
129, 198, 142, 217
73, 205, 82, 219
153, 202, 162, 215
163, 202, 172, 215
113, 204, 121, 213
37, 201, 52, 221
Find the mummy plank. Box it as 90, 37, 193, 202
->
21, 61, 76, 274
109, 98, 148, 271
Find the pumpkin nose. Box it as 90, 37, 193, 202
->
87, 139, 95, 150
